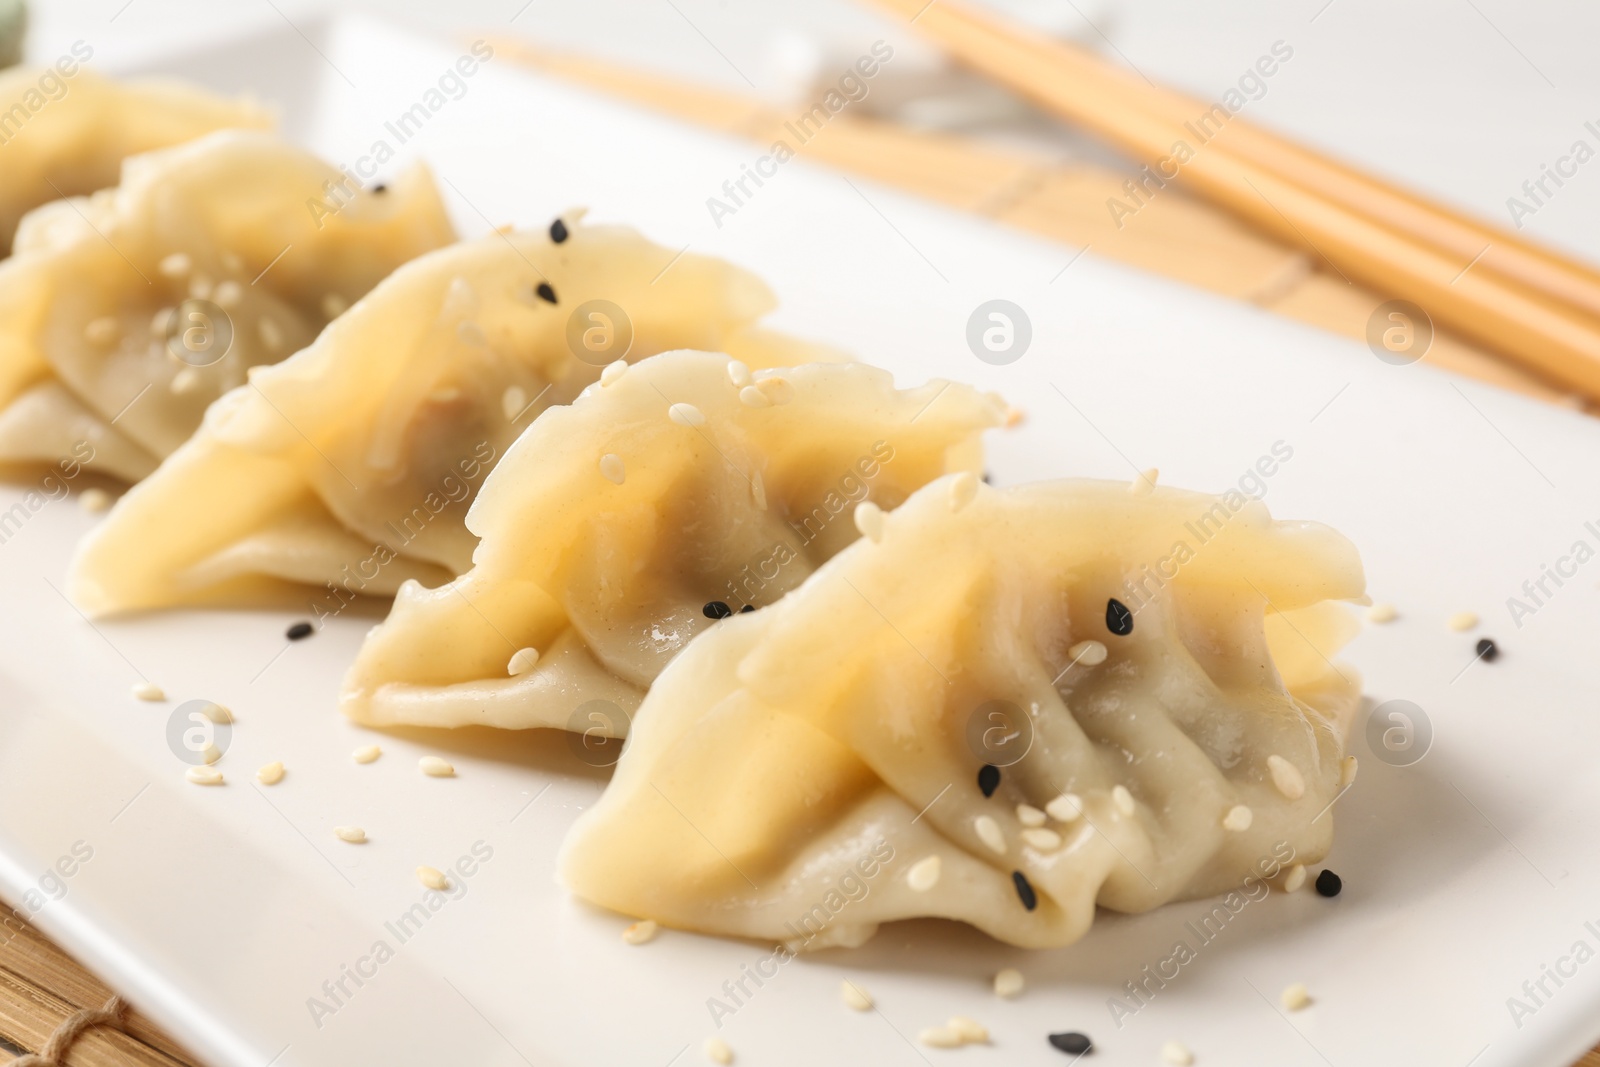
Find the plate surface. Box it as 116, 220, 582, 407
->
3, 16, 1599, 1067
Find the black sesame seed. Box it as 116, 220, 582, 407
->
1105, 598, 1133, 636
549, 218, 569, 244
286, 621, 313, 641
371, 182, 387, 194
1012, 870, 1037, 911
977, 763, 1001, 797
1048, 1032, 1093, 1055
703, 601, 733, 620
536, 282, 558, 304
739, 604, 755, 613
981, 471, 992, 484
1314, 869, 1342, 897
1476, 637, 1499, 662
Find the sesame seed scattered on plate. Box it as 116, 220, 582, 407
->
1222, 805, 1253, 831
993, 967, 1024, 998
1016, 804, 1047, 827
1004, 407, 1025, 428
286, 621, 314, 641
1161, 1039, 1194, 1065
417, 865, 449, 891
623, 919, 658, 945
158, 253, 191, 278
1280, 982, 1311, 1011
738, 385, 770, 408
333, 826, 366, 843
1447, 611, 1479, 632
907, 855, 941, 892
131, 681, 164, 702
78, 487, 112, 513
1013, 871, 1038, 910
1049, 1031, 1093, 1055
1340, 755, 1358, 787
502, 385, 527, 421
977, 763, 1001, 797
256, 762, 285, 785
947, 1017, 989, 1044
668, 402, 706, 427
202, 743, 222, 765
703, 601, 733, 620
169, 367, 201, 395
352, 744, 381, 764
919, 1026, 963, 1049
840, 979, 873, 1011
549, 218, 569, 243
1130, 467, 1159, 495
1022, 828, 1062, 851
854, 502, 885, 543
726, 360, 751, 387
1266, 755, 1306, 800
975, 815, 1006, 854
536, 282, 558, 304
185, 766, 223, 786
1278, 864, 1307, 893
1315, 869, 1342, 897
599, 453, 626, 485
419, 756, 455, 778
1112, 784, 1136, 816
1046, 793, 1083, 823
1068, 639, 1108, 666
1476, 637, 1500, 662
507, 647, 540, 676
600, 360, 628, 386
1366, 602, 1397, 623
703, 1036, 733, 1064
948, 472, 979, 513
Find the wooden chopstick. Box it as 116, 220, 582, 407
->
864, 0, 1600, 400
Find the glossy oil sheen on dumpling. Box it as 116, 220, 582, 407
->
0, 129, 455, 481
340, 351, 1008, 731
68, 225, 848, 614
0, 66, 272, 254
559, 475, 1365, 950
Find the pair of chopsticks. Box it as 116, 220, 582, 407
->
869, 0, 1600, 401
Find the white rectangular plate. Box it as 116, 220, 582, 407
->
3, 15, 1599, 1067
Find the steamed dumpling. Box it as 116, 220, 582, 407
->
0, 65, 272, 254
69, 225, 849, 614
559, 475, 1365, 950
340, 351, 1008, 731
0, 130, 456, 481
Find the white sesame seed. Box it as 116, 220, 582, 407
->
1278, 864, 1307, 893
1046, 793, 1084, 822
502, 385, 527, 421
993, 967, 1025, 998
170, 367, 201, 394
599, 453, 625, 485
1266, 754, 1306, 800
854, 501, 885, 543
150, 307, 174, 336
1130, 467, 1159, 495
259, 317, 284, 351
975, 814, 1006, 854
352, 744, 381, 764
1068, 639, 1108, 666
726, 360, 751, 387
703, 1036, 733, 1065
1161, 1039, 1194, 1065
78, 488, 113, 513
1112, 784, 1136, 816
669, 402, 706, 427
256, 761, 285, 785
214, 281, 243, 308
946, 1017, 988, 1044
623, 919, 659, 945
738, 385, 771, 408
419, 756, 455, 778
322, 293, 349, 319
918, 1026, 962, 1049
755, 377, 793, 405
1022, 827, 1062, 851
185, 766, 223, 786
417, 865, 449, 891
131, 681, 164, 702
84, 317, 120, 346
158, 253, 191, 278
1366, 602, 1397, 623
1280, 982, 1311, 1011
1223, 804, 1253, 831
189, 275, 213, 300
1340, 755, 1359, 787
840, 979, 873, 1011
333, 826, 367, 843
202, 743, 222, 765
907, 854, 941, 892
202, 702, 233, 723
600, 359, 628, 386
1447, 610, 1479, 632
751, 472, 767, 511
948, 472, 979, 513
1016, 804, 1046, 827
507, 647, 540, 676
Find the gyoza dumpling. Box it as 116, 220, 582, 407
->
0, 129, 455, 481
68, 225, 852, 614
339, 351, 1008, 731
0, 64, 272, 254
559, 474, 1365, 950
